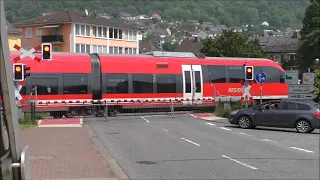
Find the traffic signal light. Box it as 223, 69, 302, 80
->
42, 43, 52, 60
13, 63, 30, 81
245, 66, 254, 80
13, 63, 24, 81
24, 65, 31, 79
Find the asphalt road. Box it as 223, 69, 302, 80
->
87, 114, 320, 180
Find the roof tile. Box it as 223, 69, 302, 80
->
14, 11, 140, 29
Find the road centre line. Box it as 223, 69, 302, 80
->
140, 116, 149, 123
155, 126, 169, 132
290, 146, 314, 153
239, 132, 252, 136
220, 127, 231, 131
221, 155, 258, 170
181, 138, 200, 146
206, 122, 215, 126
261, 139, 277, 143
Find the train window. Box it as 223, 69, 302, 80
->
32, 78, 58, 95
208, 66, 226, 83
106, 74, 128, 93
262, 66, 280, 83
156, 74, 176, 93
63, 74, 88, 94
194, 71, 201, 92
280, 70, 285, 83
228, 66, 245, 83
132, 74, 153, 93
184, 71, 191, 93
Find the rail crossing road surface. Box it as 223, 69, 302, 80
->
86, 114, 320, 180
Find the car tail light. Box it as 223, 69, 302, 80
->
314, 112, 320, 118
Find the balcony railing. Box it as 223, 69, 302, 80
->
42, 35, 64, 43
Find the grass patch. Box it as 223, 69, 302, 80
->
214, 101, 246, 118
19, 112, 49, 130
20, 124, 37, 130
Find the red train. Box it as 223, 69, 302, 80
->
7, 51, 288, 118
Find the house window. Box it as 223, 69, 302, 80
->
103, 27, 107, 38
109, 28, 113, 38
274, 55, 281, 63
92, 26, 108, 38
26, 28, 32, 38
52, 27, 59, 35
125, 30, 137, 41
109, 46, 123, 54
125, 48, 137, 54
36, 27, 42, 36
75, 24, 90, 37
93, 26, 97, 37
75, 24, 80, 35
93, 45, 107, 53
75, 44, 90, 53
108, 28, 122, 39
289, 54, 296, 61
53, 46, 59, 52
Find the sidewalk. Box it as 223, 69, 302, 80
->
20, 126, 117, 180
191, 113, 229, 124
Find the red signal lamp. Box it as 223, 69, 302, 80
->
15, 66, 22, 72
43, 45, 50, 52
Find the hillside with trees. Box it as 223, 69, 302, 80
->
5, 0, 309, 28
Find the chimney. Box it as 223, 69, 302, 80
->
193, 37, 200, 43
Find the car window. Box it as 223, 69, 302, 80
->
296, 103, 311, 110
282, 102, 298, 110
256, 102, 280, 110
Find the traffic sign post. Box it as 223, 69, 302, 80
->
288, 84, 315, 94
285, 70, 299, 84
255, 72, 267, 104
302, 73, 315, 85
287, 70, 316, 101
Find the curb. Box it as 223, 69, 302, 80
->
202, 118, 229, 124
190, 113, 229, 124
85, 124, 129, 180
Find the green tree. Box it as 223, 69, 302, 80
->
162, 42, 179, 52
315, 69, 320, 103
200, 30, 265, 58
297, 0, 320, 71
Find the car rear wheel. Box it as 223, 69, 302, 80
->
295, 119, 312, 133
238, 115, 253, 129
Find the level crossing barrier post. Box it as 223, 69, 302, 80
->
30, 102, 36, 123
170, 99, 175, 118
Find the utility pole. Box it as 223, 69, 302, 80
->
0, 0, 22, 179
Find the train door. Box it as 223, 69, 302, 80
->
89, 54, 102, 100
182, 65, 203, 105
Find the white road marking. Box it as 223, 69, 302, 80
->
261, 139, 277, 143
221, 155, 258, 170
181, 138, 200, 146
80, 118, 83, 124
206, 122, 215, 126
290, 147, 314, 153
140, 116, 149, 123
155, 126, 169, 132
220, 127, 231, 131
189, 114, 197, 118
240, 132, 252, 136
